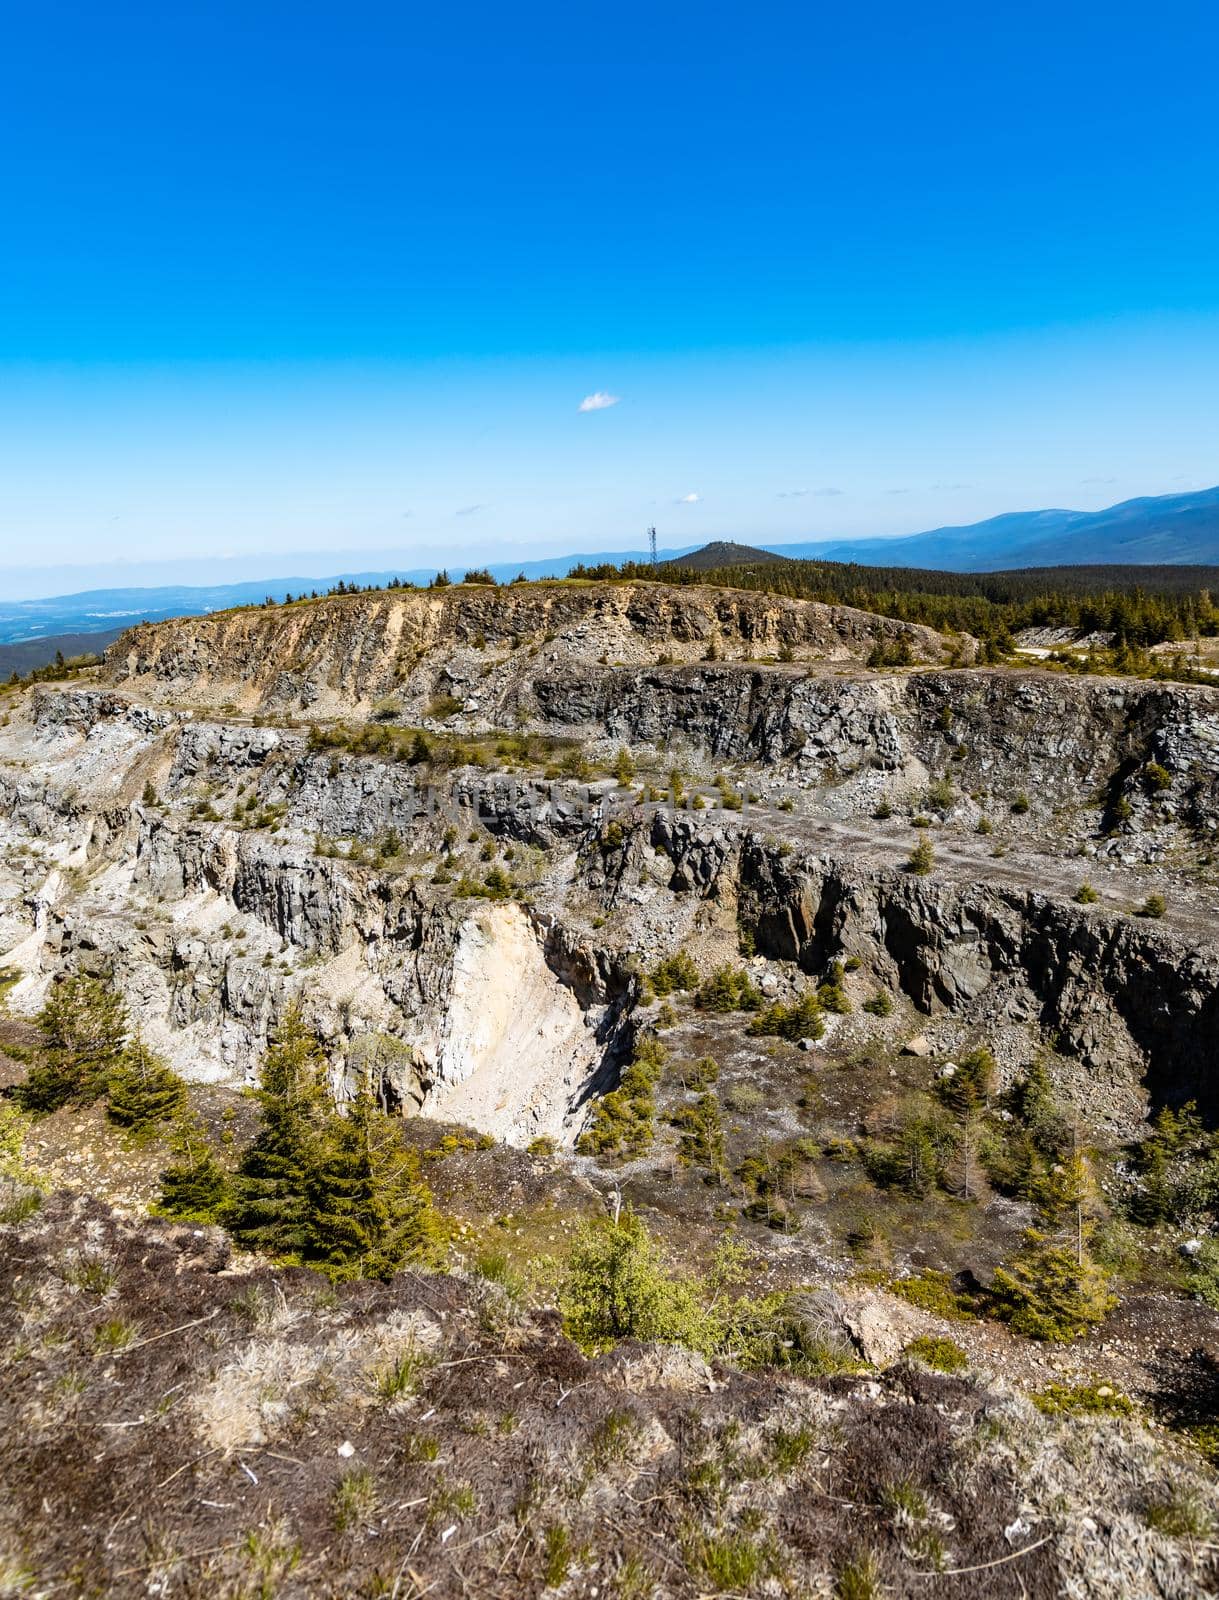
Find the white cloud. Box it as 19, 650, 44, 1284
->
578, 391, 620, 413
676, 492, 701, 505
778, 487, 842, 499
455, 504, 485, 517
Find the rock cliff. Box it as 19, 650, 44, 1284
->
1, 581, 1216, 1145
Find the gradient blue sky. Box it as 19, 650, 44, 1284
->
2, 0, 1218, 590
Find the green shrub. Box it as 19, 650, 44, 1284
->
1143, 1488, 1214, 1539
991, 1231, 1116, 1341
1075, 882, 1099, 904
904, 1335, 967, 1373
650, 950, 699, 997
1142, 761, 1172, 793
925, 775, 954, 812
683, 1529, 775, 1591
1137, 893, 1167, 919
696, 965, 763, 1013
1032, 1381, 1134, 1417
560, 1211, 709, 1353
748, 991, 825, 1042
907, 834, 934, 875
576, 1037, 667, 1158
889, 1269, 975, 1320
862, 990, 892, 1017
0, 1101, 44, 1224
835, 1551, 884, 1600
722, 1081, 763, 1113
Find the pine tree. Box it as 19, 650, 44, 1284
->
304, 1089, 445, 1279
991, 1229, 1116, 1341
993, 1133, 1114, 1340
907, 834, 935, 876
156, 1114, 231, 1223
106, 1036, 188, 1130
18, 973, 128, 1112
227, 1007, 332, 1259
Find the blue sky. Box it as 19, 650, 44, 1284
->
2, 0, 1218, 589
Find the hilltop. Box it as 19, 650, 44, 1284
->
663, 540, 795, 571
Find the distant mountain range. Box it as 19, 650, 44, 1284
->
3, 487, 1218, 667
766, 486, 1219, 571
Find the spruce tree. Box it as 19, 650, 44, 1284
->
18, 974, 128, 1112
106, 1036, 187, 1131
156, 1114, 231, 1223
991, 1229, 1116, 1341
993, 1140, 1115, 1340
227, 1007, 332, 1259
305, 1088, 444, 1279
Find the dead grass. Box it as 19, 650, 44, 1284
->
0, 1192, 1213, 1598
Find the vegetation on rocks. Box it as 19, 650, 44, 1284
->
222, 1008, 445, 1278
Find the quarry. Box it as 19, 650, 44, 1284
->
1, 577, 1217, 1598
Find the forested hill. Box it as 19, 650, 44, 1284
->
570, 552, 1219, 653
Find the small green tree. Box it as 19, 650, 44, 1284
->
672, 1090, 727, 1182
650, 950, 699, 997
18, 974, 128, 1112
935, 1046, 994, 1116
817, 962, 852, 1014
993, 1138, 1114, 1340
227, 1007, 333, 1258
561, 1210, 707, 1352
614, 747, 636, 786
991, 1230, 1116, 1341
156, 1114, 232, 1223
748, 991, 825, 1042
907, 834, 935, 876
304, 1088, 445, 1279
106, 1036, 187, 1131
0, 1101, 43, 1222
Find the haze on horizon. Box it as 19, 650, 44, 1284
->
2, 0, 1218, 592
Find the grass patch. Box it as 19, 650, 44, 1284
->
333, 1466, 378, 1533
1032, 1381, 1134, 1418
904, 1334, 967, 1373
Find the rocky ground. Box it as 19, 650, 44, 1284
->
2, 1192, 1217, 1600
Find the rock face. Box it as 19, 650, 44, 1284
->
0, 690, 638, 1141
536, 663, 1219, 851
3, 581, 1218, 1144
651, 813, 1219, 1128
104, 582, 962, 716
